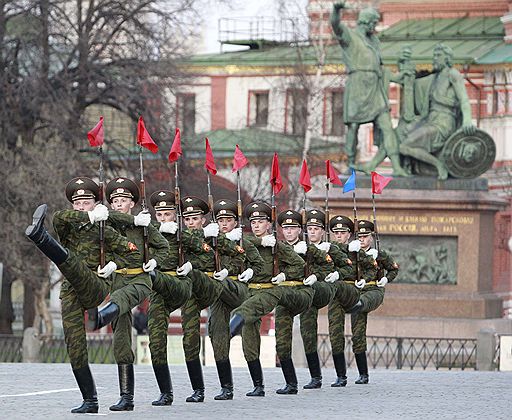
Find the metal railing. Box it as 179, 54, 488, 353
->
0, 333, 484, 370
318, 334, 478, 370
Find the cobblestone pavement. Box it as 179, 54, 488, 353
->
0, 363, 510, 419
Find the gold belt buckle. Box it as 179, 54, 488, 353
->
120, 268, 128, 275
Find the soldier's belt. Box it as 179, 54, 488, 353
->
204, 271, 215, 277
248, 283, 274, 289
115, 267, 145, 275
162, 270, 177, 276
227, 276, 239, 281
345, 280, 377, 286
278, 280, 304, 287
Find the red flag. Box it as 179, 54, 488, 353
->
137, 116, 158, 153
168, 128, 182, 163
270, 153, 283, 195
204, 138, 217, 175
326, 160, 343, 186
299, 159, 311, 193
87, 116, 104, 147
371, 171, 393, 194
232, 144, 248, 173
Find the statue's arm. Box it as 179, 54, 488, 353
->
450, 69, 476, 135
330, 2, 349, 44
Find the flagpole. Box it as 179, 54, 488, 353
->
371, 193, 380, 253
324, 179, 330, 243
98, 146, 106, 268
352, 188, 360, 282
236, 170, 244, 247
206, 169, 221, 271
175, 160, 184, 266
139, 145, 149, 263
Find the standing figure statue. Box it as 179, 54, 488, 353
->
398, 44, 476, 180
330, 1, 408, 177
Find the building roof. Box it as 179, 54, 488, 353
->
184, 17, 507, 70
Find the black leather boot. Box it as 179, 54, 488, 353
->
71, 365, 99, 413
229, 313, 245, 338
87, 302, 120, 331
110, 364, 134, 411
346, 299, 363, 314
354, 352, 369, 384
185, 359, 205, 402
214, 359, 233, 400
331, 353, 348, 387
152, 364, 173, 406
246, 359, 265, 397
25, 204, 68, 265
276, 358, 298, 395
303, 352, 322, 389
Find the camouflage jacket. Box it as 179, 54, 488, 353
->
288, 240, 334, 281
52, 210, 141, 270
373, 248, 399, 282
332, 241, 378, 281
245, 235, 305, 283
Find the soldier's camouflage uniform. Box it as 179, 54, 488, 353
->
351, 248, 399, 353
107, 211, 169, 365
53, 210, 141, 370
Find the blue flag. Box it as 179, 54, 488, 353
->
343, 169, 356, 193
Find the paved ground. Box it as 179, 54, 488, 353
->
0, 363, 510, 419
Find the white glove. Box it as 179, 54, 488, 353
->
355, 279, 366, 289
226, 227, 242, 242
143, 258, 157, 272
213, 268, 229, 281
88, 204, 109, 224
315, 242, 331, 252
97, 261, 117, 278
348, 240, 361, 252
303, 274, 317, 286
238, 268, 254, 283
261, 235, 276, 247
134, 211, 151, 227
271, 272, 286, 284
203, 223, 219, 238
325, 271, 340, 283
177, 261, 193, 276
366, 248, 378, 259
377, 276, 388, 287
293, 241, 307, 255
159, 221, 178, 234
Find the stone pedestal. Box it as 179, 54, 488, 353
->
312, 176, 509, 338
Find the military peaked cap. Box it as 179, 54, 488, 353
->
277, 209, 302, 227
65, 177, 99, 203
150, 190, 175, 211
306, 209, 326, 228
214, 199, 237, 219
358, 220, 375, 236
105, 177, 140, 204
244, 202, 271, 221
181, 196, 209, 217
329, 215, 354, 233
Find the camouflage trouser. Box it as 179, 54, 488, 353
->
328, 282, 361, 354
351, 286, 385, 353
110, 272, 152, 364
299, 282, 336, 355
234, 286, 284, 362
208, 279, 249, 361
275, 285, 315, 360
181, 270, 224, 362
148, 272, 192, 365
58, 253, 111, 309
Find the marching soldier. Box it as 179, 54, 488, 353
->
88, 177, 170, 411
229, 202, 310, 397
274, 209, 331, 395
351, 220, 399, 384
146, 190, 193, 406
326, 215, 377, 387
176, 196, 246, 403
25, 177, 141, 413
208, 199, 264, 400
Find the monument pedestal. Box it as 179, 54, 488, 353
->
313, 176, 509, 338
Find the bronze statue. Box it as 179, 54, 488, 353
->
330, 1, 408, 177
